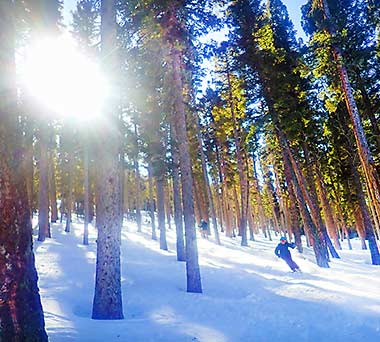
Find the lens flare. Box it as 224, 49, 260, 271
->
22, 37, 108, 122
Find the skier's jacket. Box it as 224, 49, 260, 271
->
275, 242, 296, 259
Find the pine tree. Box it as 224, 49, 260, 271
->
0, 2, 48, 340
92, 0, 124, 320
228, 0, 331, 266
303, 0, 380, 264
71, 0, 99, 245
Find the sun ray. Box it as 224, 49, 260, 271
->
22, 37, 108, 123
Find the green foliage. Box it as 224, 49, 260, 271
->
72, 0, 99, 53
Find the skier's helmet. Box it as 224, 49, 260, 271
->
280, 236, 287, 242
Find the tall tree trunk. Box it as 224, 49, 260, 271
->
38, 124, 50, 241
366, 186, 380, 240
83, 136, 89, 245
169, 43, 202, 293
274, 168, 290, 239
92, 0, 123, 319
343, 115, 380, 261
0, 3, 48, 338
321, 0, 380, 232
214, 183, 224, 233
277, 130, 329, 267
247, 201, 255, 241
226, 63, 248, 246
134, 157, 142, 233
164, 180, 172, 231
133, 123, 142, 232
301, 143, 339, 258
49, 149, 58, 223
23, 114, 34, 218
350, 160, 380, 263
354, 205, 368, 249
220, 162, 230, 236
214, 139, 227, 233
125, 170, 132, 220
89, 172, 95, 223
65, 141, 73, 233
192, 180, 201, 225
262, 161, 282, 235
315, 167, 342, 250
354, 68, 380, 152
119, 141, 125, 229
232, 184, 241, 235
286, 181, 303, 253
170, 137, 186, 261
157, 177, 168, 251
336, 206, 352, 250
252, 157, 268, 239
224, 191, 234, 237
148, 163, 157, 240
286, 144, 337, 259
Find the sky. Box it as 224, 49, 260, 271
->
63, 0, 307, 39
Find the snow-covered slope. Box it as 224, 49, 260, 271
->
34, 217, 380, 341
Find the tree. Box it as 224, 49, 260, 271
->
92, 0, 123, 320
160, 2, 204, 293
170, 128, 186, 260
303, 0, 380, 264
0, 2, 47, 340
71, 0, 100, 245
228, 0, 331, 266
22, 0, 62, 240
193, 109, 221, 245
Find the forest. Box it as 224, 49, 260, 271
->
1, 0, 380, 341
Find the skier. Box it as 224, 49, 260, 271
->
200, 219, 208, 239
275, 236, 300, 272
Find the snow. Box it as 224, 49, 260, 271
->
33, 215, 380, 341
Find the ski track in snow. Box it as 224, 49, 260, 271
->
33, 215, 380, 342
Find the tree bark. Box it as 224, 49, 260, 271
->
92, 0, 123, 319
336, 206, 352, 250
170, 134, 186, 261
156, 176, 168, 251
224, 190, 234, 237
83, 136, 89, 245
0, 3, 48, 338
148, 163, 157, 240
262, 161, 282, 235
282, 153, 303, 252
119, 137, 125, 229
214, 139, 227, 233
247, 201, 255, 241
65, 139, 73, 233
23, 114, 34, 218
134, 157, 142, 233
278, 130, 329, 267
169, 44, 202, 293
49, 149, 58, 223
164, 180, 172, 231
252, 157, 269, 239
286, 144, 337, 259
321, 0, 380, 239
315, 167, 342, 250
353, 68, 380, 152
156, 176, 168, 250
350, 160, 380, 263
301, 144, 339, 258
38, 124, 50, 241
226, 63, 248, 246
354, 205, 368, 249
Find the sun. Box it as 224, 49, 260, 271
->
21, 37, 108, 122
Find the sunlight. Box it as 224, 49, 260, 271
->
22, 37, 108, 122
